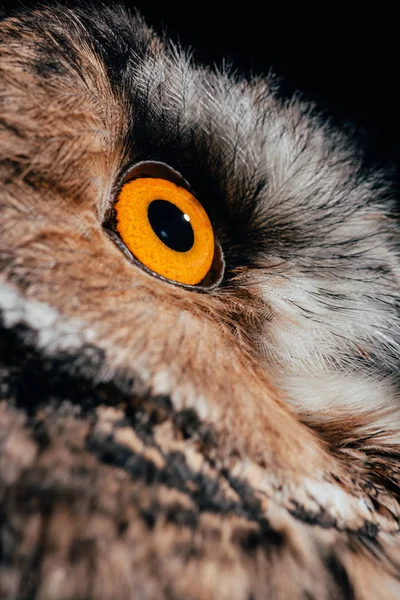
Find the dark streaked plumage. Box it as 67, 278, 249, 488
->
1, 4, 400, 599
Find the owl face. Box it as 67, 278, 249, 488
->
1, 3, 400, 538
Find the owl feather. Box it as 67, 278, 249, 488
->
1, 3, 400, 599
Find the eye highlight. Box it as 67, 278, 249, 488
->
114, 177, 215, 286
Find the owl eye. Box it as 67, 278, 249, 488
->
110, 165, 220, 287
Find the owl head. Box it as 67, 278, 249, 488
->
1, 4, 400, 598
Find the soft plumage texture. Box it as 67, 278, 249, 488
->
1, 3, 400, 599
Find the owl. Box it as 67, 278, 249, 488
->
1, 3, 400, 599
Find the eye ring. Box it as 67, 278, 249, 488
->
105, 161, 225, 291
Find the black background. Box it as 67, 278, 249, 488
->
2, 2, 399, 167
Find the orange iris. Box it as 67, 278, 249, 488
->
114, 177, 214, 285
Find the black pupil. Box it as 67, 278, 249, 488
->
148, 199, 194, 252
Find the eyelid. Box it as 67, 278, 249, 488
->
120, 161, 194, 193
103, 162, 191, 225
